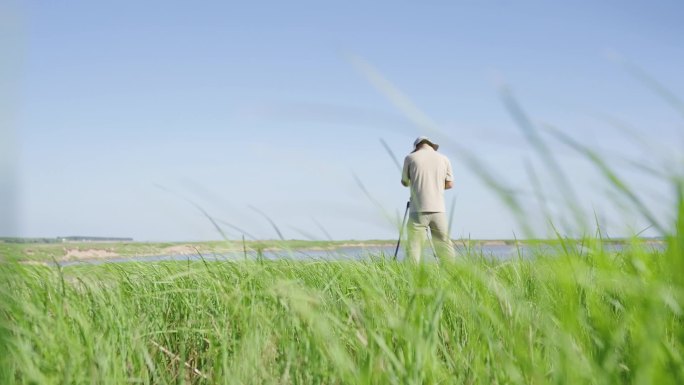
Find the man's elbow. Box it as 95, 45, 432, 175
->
445, 181, 454, 190
401, 180, 410, 187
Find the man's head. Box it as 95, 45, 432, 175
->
412, 136, 439, 152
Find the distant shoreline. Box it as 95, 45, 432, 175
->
1, 238, 667, 263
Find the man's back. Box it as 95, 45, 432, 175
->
402, 147, 453, 213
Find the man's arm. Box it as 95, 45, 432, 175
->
401, 157, 410, 187
444, 157, 454, 190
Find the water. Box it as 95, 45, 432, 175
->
55, 242, 665, 266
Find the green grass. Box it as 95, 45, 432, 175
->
1, 239, 683, 384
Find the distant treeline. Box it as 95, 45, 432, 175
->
0, 237, 62, 244
0, 236, 134, 244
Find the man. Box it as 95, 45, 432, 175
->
401, 136, 456, 263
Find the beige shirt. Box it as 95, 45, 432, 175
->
401, 147, 453, 213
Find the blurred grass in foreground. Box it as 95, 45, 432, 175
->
1, 238, 683, 384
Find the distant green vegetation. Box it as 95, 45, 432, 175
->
0, 239, 397, 262
1, 239, 682, 384
0, 237, 63, 243
0, 236, 134, 244
1, 238, 665, 263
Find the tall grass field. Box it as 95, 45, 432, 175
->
2, 234, 684, 384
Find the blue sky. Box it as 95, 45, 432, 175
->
3, 0, 683, 240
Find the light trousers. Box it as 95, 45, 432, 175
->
406, 211, 455, 263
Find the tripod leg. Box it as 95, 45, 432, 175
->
393, 201, 410, 260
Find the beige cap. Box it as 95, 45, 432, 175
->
412, 136, 439, 152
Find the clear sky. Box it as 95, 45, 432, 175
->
2, 0, 683, 241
